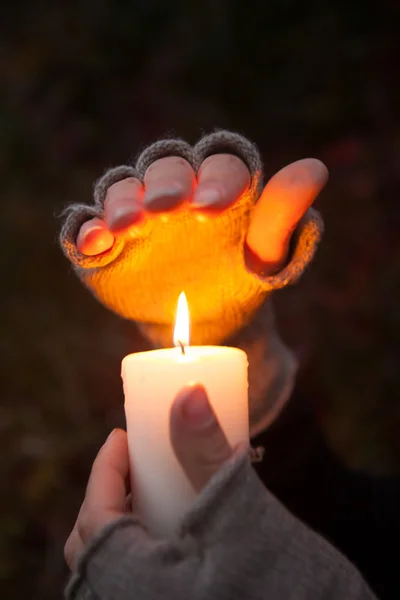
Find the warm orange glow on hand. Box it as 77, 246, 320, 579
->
173, 292, 190, 349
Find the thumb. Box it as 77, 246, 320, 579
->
170, 385, 233, 492
246, 158, 328, 274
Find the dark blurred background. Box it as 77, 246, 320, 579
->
1, 1, 399, 598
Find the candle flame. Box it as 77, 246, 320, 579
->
173, 292, 190, 348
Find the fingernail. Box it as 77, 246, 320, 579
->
100, 428, 117, 453
107, 428, 117, 441
78, 225, 115, 256
180, 386, 215, 429
89, 227, 115, 254
144, 184, 185, 212
108, 204, 142, 231
192, 187, 221, 209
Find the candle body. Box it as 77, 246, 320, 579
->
122, 346, 248, 538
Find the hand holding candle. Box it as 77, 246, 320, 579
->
122, 292, 249, 538
64, 388, 241, 571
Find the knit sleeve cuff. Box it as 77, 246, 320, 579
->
64, 516, 142, 600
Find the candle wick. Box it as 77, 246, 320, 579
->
178, 340, 185, 355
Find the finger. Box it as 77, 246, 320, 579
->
192, 153, 250, 212
104, 177, 145, 233
64, 526, 83, 571
143, 156, 195, 212
170, 385, 233, 492
80, 429, 130, 541
246, 159, 328, 274
76, 217, 115, 255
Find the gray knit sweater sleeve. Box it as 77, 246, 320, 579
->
65, 452, 376, 600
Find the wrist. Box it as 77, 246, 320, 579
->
227, 302, 297, 438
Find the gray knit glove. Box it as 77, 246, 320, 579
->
60, 131, 322, 347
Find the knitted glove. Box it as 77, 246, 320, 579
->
60, 131, 323, 436
60, 131, 322, 347
66, 451, 376, 600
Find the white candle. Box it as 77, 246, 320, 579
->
122, 292, 248, 538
